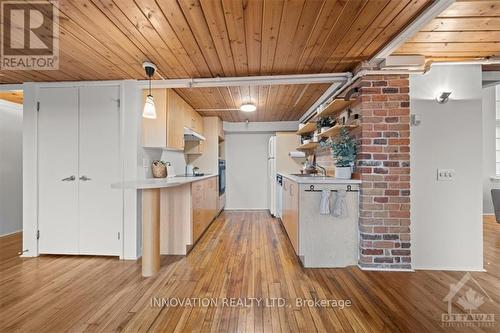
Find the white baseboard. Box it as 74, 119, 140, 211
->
0, 230, 22, 238
357, 264, 415, 272
412, 266, 486, 272
224, 208, 269, 211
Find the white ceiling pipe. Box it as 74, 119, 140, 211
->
137, 72, 351, 88
370, 0, 455, 65
299, 69, 426, 123
298, 81, 346, 123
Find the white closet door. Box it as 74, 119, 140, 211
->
78, 86, 122, 256
38, 87, 79, 254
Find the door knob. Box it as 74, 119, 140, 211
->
79, 175, 91, 181
61, 176, 75, 181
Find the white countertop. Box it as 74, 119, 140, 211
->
278, 172, 362, 184
111, 174, 217, 190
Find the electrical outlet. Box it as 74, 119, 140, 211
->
437, 169, 455, 181
143, 159, 150, 170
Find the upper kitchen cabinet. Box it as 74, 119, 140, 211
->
183, 100, 203, 134
217, 117, 224, 141
142, 89, 204, 151
166, 90, 187, 150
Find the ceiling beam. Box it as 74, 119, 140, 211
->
139, 73, 351, 89
370, 0, 455, 65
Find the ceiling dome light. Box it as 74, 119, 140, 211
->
240, 103, 256, 112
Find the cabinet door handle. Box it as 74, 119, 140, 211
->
79, 175, 91, 181
61, 176, 75, 181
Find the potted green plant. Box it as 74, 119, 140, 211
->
330, 127, 357, 179
317, 117, 334, 133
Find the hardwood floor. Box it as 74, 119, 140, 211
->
1, 213, 499, 332
0, 232, 22, 262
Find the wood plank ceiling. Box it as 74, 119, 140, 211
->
0, 0, 433, 121
397, 0, 500, 68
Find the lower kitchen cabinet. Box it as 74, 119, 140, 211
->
282, 178, 299, 254
191, 176, 218, 243
281, 176, 360, 268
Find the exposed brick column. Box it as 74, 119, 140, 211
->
356, 74, 411, 269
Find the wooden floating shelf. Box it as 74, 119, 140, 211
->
316, 99, 353, 118
296, 142, 319, 150
296, 122, 317, 135
319, 124, 359, 138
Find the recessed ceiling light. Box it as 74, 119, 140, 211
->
240, 103, 256, 112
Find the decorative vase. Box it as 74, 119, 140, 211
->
335, 166, 352, 179
321, 126, 330, 133
303, 139, 311, 144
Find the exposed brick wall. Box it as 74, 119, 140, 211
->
357, 74, 411, 269
316, 74, 411, 270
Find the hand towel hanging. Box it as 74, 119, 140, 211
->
332, 190, 348, 217
320, 189, 330, 215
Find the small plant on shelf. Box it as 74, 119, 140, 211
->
316, 116, 335, 133
301, 133, 313, 144
330, 127, 357, 179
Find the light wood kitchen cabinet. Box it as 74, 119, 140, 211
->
142, 89, 184, 150
191, 176, 218, 243
282, 178, 299, 255
183, 101, 203, 134
142, 89, 205, 150
166, 90, 186, 150
184, 140, 204, 155
217, 117, 224, 141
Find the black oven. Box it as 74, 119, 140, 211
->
218, 159, 225, 195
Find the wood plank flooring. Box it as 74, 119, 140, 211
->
1, 212, 499, 332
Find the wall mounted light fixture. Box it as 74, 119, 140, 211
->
142, 62, 157, 119
436, 91, 452, 104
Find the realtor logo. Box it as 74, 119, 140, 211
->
1, 0, 59, 70
442, 272, 495, 328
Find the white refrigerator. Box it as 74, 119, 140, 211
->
268, 136, 276, 216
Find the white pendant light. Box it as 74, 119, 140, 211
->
143, 94, 156, 119
240, 103, 256, 112
142, 62, 157, 119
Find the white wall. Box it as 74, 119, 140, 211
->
482, 86, 496, 214
225, 132, 273, 210
0, 100, 23, 236
410, 64, 483, 271
161, 150, 186, 176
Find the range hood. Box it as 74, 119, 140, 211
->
184, 127, 206, 141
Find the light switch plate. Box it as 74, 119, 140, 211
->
143, 159, 150, 170
437, 169, 455, 181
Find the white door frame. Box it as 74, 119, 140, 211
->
23, 80, 126, 259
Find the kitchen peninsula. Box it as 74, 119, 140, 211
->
278, 172, 361, 268
112, 174, 219, 277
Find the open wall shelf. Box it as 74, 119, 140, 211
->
296, 142, 319, 150
316, 99, 353, 118
296, 122, 317, 135
319, 124, 359, 138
